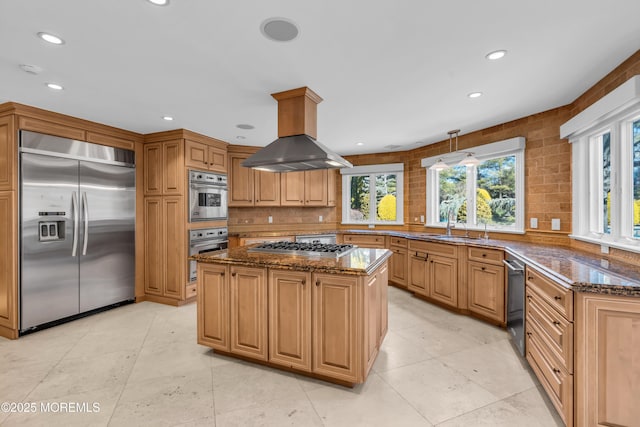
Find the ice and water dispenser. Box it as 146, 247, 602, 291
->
38, 212, 66, 242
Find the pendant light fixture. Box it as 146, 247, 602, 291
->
429, 129, 481, 169
429, 129, 460, 170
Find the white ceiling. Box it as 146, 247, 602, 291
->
1, 1, 639, 155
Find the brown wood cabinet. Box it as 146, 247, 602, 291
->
0, 116, 16, 191
228, 149, 280, 207
407, 240, 458, 309
268, 269, 312, 372
229, 265, 268, 361
525, 265, 574, 426
342, 234, 386, 248
312, 272, 360, 382
280, 170, 331, 206
388, 237, 408, 288
142, 130, 228, 305
467, 247, 506, 325
0, 191, 17, 334
143, 196, 186, 300
185, 138, 227, 173
143, 139, 183, 196
197, 263, 229, 351
575, 292, 640, 427
364, 270, 380, 374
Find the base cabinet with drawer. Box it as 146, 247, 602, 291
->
525, 265, 574, 426
467, 247, 505, 325
407, 240, 458, 309
388, 237, 408, 288
342, 234, 386, 248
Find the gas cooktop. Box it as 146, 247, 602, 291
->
248, 241, 357, 258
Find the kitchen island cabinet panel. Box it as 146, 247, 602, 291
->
268, 270, 312, 372
230, 266, 268, 361
312, 273, 359, 383
364, 271, 380, 374
197, 263, 229, 351
0, 191, 17, 333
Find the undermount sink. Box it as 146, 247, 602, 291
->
431, 234, 482, 240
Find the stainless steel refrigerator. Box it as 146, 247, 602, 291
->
20, 130, 135, 333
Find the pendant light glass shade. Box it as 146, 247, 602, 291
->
458, 152, 480, 166
430, 158, 449, 170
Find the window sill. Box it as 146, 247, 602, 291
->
341, 222, 405, 227
569, 234, 640, 255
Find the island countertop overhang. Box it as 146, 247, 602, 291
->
191, 245, 392, 276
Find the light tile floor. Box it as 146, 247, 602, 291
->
0, 286, 564, 426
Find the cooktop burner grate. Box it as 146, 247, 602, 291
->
248, 241, 356, 258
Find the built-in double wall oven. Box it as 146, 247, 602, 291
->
188, 227, 228, 282
189, 170, 228, 222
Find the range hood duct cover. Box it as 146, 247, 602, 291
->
242, 86, 353, 172
241, 134, 353, 172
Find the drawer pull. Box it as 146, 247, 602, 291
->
552, 368, 561, 374
552, 320, 561, 326
232, 272, 237, 277
528, 276, 534, 280
526, 332, 532, 337
553, 295, 562, 301
481, 267, 486, 271
221, 272, 225, 276
482, 253, 487, 257
316, 280, 321, 286
301, 279, 306, 285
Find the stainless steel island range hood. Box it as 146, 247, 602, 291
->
242, 87, 352, 172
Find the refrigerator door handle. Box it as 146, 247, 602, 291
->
72, 191, 79, 256
82, 191, 89, 256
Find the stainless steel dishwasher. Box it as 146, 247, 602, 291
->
504, 253, 526, 356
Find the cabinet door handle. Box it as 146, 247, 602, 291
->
232, 272, 237, 277
552, 368, 561, 374
481, 267, 486, 271
554, 295, 562, 301
482, 253, 487, 257
528, 276, 534, 281
315, 280, 321, 286
221, 272, 225, 276
526, 332, 532, 337
301, 279, 306, 285
527, 295, 532, 301
552, 321, 561, 326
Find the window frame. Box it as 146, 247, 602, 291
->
422, 137, 526, 234
340, 163, 404, 226
562, 75, 640, 253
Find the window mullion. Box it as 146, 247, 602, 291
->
370, 173, 376, 224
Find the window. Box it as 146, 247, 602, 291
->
341, 163, 404, 225
423, 137, 525, 233
561, 75, 640, 252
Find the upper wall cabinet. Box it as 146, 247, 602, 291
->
281, 170, 333, 207
185, 138, 227, 173
143, 139, 184, 196
0, 116, 16, 191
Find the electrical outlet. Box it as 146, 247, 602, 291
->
551, 218, 561, 230
318, 215, 323, 222
601, 244, 609, 254
268, 216, 272, 224
420, 215, 425, 223
368, 224, 375, 229
530, 218, 538, 229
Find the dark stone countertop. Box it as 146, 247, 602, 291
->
225, 229, 640, 297
191, 245, 392, 276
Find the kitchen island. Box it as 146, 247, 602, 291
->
192, 244, 392, 386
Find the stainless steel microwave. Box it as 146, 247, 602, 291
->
189, 170, 228, 222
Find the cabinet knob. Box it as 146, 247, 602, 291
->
553, 295, 562, 301
526, 332, 532, 337
527, 276, 534, 281
232, 272, 237, 277
481, 267, 486, 271
301, 279, 306, 285
256, 199, 260, 202
315, 280, 321, 286
221, 272, 225, 276
552, 368, 561, 374
306, 200, 310, 203
482, 253, 486, 257
552, 321, 561, 326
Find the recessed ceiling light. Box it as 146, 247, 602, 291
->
260, 17, 299, 42
37, 32, 64, 45
468, 92, 483, 99
236, 136, 246, 140
236, 124, 255, 130
46, 83, 63, 91
20, 64, 43, 75
485, 50, 507, 60
356, 142, 364, 146
162, 116, 174, 121
146, 0, 169, 5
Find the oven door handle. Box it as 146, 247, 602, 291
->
190, 240, 228, 250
